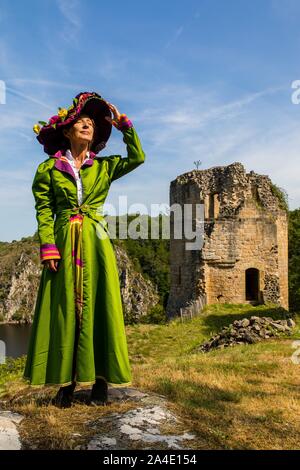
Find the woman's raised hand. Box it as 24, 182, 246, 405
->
103, 101, 122, 128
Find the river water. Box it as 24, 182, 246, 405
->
0, 324, 32, 359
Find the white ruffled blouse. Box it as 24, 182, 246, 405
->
65, 149, 91, 206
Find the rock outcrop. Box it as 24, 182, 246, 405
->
0, 237, 160, 324
195, 316, 296, 352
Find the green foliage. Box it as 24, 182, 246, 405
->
11, 309, 25, 322
0, 356, 26, 391
139, 303, 168, 325
32, 231, 40, 243
270, 183, 289, 212
288, 208, 300, 311
113, 213, 170, 308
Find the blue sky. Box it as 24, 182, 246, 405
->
0, 0, 300, 241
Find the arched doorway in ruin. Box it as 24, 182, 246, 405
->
245, 268, 259, 301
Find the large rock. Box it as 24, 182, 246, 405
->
82, 390, 197, 450
0, 410, 23, 450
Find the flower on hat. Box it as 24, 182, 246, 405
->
58, 107, 68, 120
33, 124, 41, 135
49, 115, 60, 125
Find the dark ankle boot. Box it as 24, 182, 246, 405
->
52, 382, 76, 408
90, 378, 108, 406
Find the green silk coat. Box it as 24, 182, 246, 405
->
23, 125, 146, 387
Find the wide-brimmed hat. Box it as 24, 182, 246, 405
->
33, 91, 112, 155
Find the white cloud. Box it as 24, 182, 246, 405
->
7, 78, 84, 90
6, 86, 54, 110
56, 0, 82, 44
164, 25, 184, 50
109, 81, 299, 210
164, 7, 202, 50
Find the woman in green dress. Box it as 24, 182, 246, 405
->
23, 91, 146, 407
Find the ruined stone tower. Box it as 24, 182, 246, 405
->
166, 162, 288, 319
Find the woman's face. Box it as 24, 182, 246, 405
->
63, 114, 95, 147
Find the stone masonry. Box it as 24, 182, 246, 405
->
166, 162, 288, 319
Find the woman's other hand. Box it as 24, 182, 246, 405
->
44, 259, 59, 272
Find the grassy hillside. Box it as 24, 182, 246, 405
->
1, 303, 299, 450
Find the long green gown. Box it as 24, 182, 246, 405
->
23, 126, 145, 387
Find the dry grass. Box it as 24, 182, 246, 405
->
126, 303, 300, 449
133, 347, 300, 449
0, 382, 141, 449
